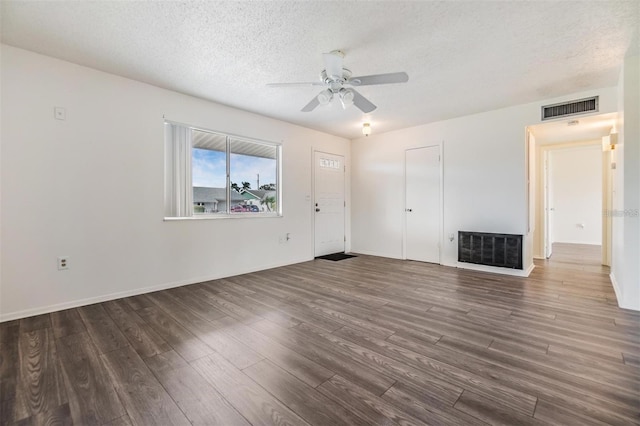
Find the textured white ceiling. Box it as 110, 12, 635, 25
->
1, 1, 638, 139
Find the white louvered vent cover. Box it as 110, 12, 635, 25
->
541, 96, 599, 121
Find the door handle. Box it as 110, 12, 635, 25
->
315, 208, 320, 212
406, 208, 412, 212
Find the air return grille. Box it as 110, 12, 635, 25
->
541, 96, 598, 121
458, 231, 523, 269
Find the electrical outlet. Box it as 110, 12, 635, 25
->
54, 107, 66, 120
57, 256, 69, 270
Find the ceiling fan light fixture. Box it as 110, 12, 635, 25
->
362, 122, 371, 137
317, 89, 333, 105
268, 50, 407, 114
339, 88, 354, 109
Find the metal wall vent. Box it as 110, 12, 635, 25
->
458, 231, 523, 270
541, 96, 598, 121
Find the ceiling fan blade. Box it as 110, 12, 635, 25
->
301, 95, 321, 112
352, 90, 377, 113
323, 51, 344, 79
267, 82, 325, 87
349, 72, 409, 86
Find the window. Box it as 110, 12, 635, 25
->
164, 122, 281, 218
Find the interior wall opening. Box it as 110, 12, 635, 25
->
527, 112, 618, 266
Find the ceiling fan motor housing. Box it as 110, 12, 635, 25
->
321, 69, 352, 92
267, 50, 407, 113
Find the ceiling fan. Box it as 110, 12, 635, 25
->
267, 50, 409, 113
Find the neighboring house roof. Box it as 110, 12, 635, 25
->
244, 189, 276, 201
193, 187, 244, 203
241, 190, 262, 200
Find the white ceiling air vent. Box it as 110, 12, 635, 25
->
541, 96, 599, 121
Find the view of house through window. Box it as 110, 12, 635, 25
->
192, 130, 227, 214
165, 122, 280, 218
230, 138, 278, 214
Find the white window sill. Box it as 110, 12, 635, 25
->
164, 213, 282, 221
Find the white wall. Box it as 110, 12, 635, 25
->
611, 54, 640, 311
0, 45, 351, 321
351, 87, 618, 275
549, 145, 602, 245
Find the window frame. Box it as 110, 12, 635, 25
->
164, 119, 282, 220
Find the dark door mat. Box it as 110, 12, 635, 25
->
315, 252, 357, 261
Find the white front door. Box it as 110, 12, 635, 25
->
405, 146, 440, 263
314, 151, 345, 256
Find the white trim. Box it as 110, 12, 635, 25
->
456, 262, 535, 277
348, 252, 535, 277
402, 151, 407, 260
310, 147, 316, 258
439, 141, 445, 265
548, 240, 602, 245
0, 256, 312, 322
610, 272, 622, 305
602, 150, 613, 266
164, 213, 282, 221
537, 140, 605, 260
525, 262, 536, 276
609, 274, 640, 311
350, 250, 404, 260
609, 275, 640, 311
544, 150, 553, 258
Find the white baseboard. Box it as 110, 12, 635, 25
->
456, 262, 535, 277
619, 300, 640, 311
610, 272, 622, 306
525, 262, 536, 276
351, 252, 536, 277
554, 241, 602, 246
0, 256, 313, 322
349, 250, 404, 260
607, 273, 640, 311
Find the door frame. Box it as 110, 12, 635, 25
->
543, 149, 553, 258
537, 140, 608, 262
312, 149, 346, 257
402, 142, 444, 263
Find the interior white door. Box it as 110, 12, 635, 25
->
544, 152, 554, 258
405, 146, 440, 263
314, 151, 345, 256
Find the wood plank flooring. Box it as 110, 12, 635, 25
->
1, 243, 639, 425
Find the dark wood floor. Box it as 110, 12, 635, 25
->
1, 243, 639, 425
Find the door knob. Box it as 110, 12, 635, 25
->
315, 208, 320, 212
406, 208, 412, 212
